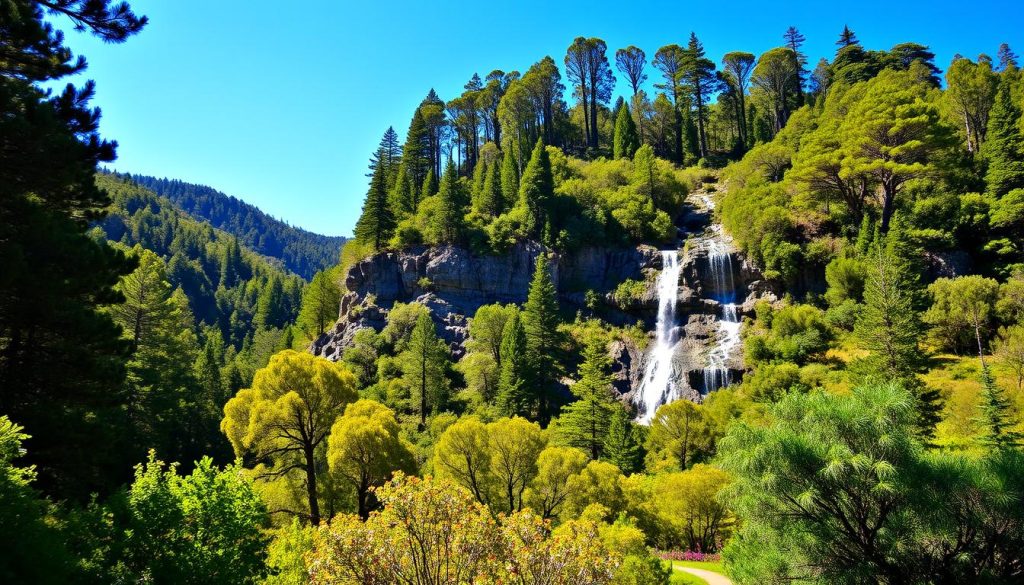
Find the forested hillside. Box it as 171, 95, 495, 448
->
4, 0, 1024, 584
121, 173, 345, 279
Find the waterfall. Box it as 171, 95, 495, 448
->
702, 228, 741, 393
634, 250, 683, 423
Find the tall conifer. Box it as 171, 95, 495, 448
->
354, 160, 396, 251
984, 80, 1024, 197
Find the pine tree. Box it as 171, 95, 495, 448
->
402, 108, 431, 201
471, 158, 487, 206
613, 102, 640, 159
517, 139, 554, 239
984, 79, 1024, 197
836, 25, 859, 48
354, 159, 396, 251
559, 335, 615, 459
254, 277, 287, 331
632, 144, 660, 207
389, 163, 415, 217
976, 363, 1023, 449
783, 26, 808, 103
603, 405, 644, 474
481, 158, 504, 217
400, 312, 449, 428
297, 269, 342, 338
500, 143, 520, 210
522, 255, 561, 422
497, 313, 531, 417
421, 168, 438, 199
681, 32, 720, 159
854, 226, 940, 438
431, 160, 466, 244
219, 238, 244, 288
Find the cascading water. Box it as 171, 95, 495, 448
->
702, 227, 742, 393
634, 250, 683, 423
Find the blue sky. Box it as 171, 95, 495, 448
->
60, 0, 1022, 237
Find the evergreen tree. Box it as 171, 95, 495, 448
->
497, 313, 531, 418
517, 139, 554, 239
388, 163, 414, 217
400, 312, 449, 428
297, 269, 342, 338
481, 158, 504, 217
632, 144, 660, 206
431, 160, 466, 244
559, 335, 615, 459
522, 255, 561, 422
471, 158, 487, 205
500, 143, 520, 210
613, 102, 640, 159
976, 363, 1023, 450
354, 158, 396, 251
783, 26, 808, 104
997, 43, 1019, 71
836, 25, 859, 48
220, 238, 244, 288
402, 108, 431, 202
984, 79, 1024, 197
367, 126, 402, 188
603, 405, 644, 474
854, 225, 940, 437
108, 247, 210, 466
681, 32, 720, 159
254, 277, 288, 331
421, 168, 438, 199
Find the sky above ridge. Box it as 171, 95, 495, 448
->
59, 0, 1022, 237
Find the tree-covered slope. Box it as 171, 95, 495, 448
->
120, 173, 345, 279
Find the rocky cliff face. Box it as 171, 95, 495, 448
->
311, 242, 661, 361
313, 189, 774, 409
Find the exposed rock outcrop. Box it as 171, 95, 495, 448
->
312, 242, 661, 364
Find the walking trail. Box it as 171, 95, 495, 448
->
675, 565, 733, 585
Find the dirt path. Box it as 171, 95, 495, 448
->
675, 565, 733, 585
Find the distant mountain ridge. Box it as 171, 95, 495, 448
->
117, 173, 345, 279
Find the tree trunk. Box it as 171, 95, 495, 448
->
304, 442, 321, 525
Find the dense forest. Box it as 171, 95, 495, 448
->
121, 173, 346, 279
2, 1, 1024, 584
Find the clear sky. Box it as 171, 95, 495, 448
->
60, 0, 1022, 237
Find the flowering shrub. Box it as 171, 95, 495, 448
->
655, 550, 722, 563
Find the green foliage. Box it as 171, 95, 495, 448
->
327, 399, 416, 517
264, 518, 314, 585
603, 406, 645, 475
498, 312, 532, 417
127, 175, 344, 279
984, 79, 1024, 197
522, 255, 563, 421
428, 160, 467, 244
517, 139, 555, 240
559, 334, 616, 458
719, 383, 1024, 584
400, 312, 450, 427
354, 159, 396, 250
221, 350, 358, 524
0, 417, 75, 583
744, 303, 833, 366
924, 275, 1000, 354
614, 102, 640, 159
976, 364, 1023, 449
297, 267, 342, 339
824, 256, 867, 306
114, 453, 270, 584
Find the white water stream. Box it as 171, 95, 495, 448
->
702, 228, 741, 393
633, 194, 744, 423
634, 251, 683, 423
